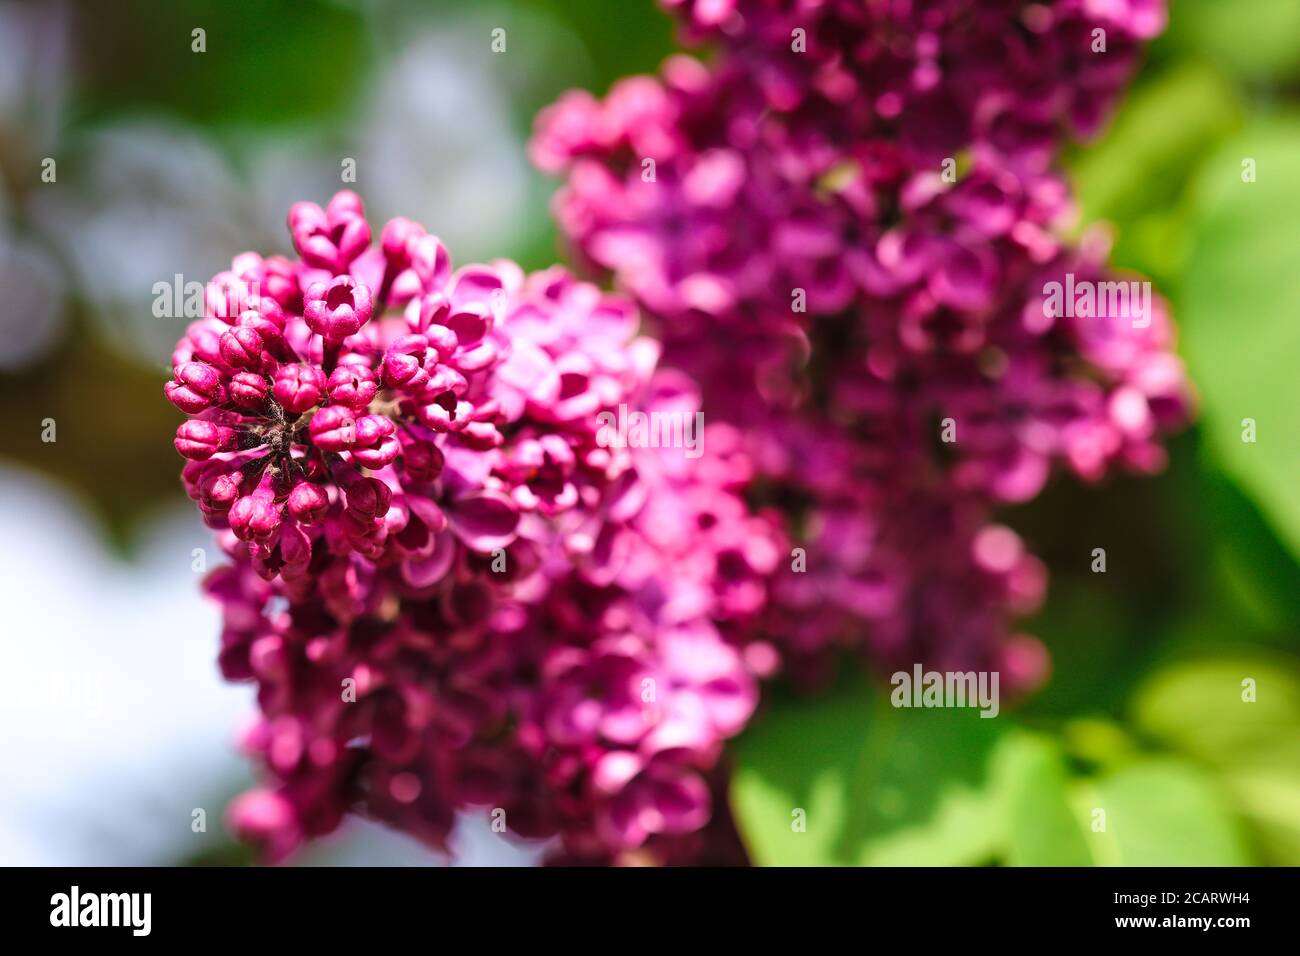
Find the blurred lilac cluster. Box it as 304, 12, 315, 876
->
167, 192, 780, 862
532, 0, 1189, 685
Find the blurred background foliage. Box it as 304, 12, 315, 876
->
0, 0, 1296, 865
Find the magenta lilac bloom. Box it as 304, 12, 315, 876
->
170, 1, 1189, 866
168, 191, 780, 863
531, 0, 1190, 686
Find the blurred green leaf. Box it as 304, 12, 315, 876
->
1165, 0, 1300, 83
72, 0, 371, 128
1070, 62, 1241, 227
729, 675, 1006, 866
1181, 116, 1300, 566
996, 733, 1094, 866
1131, 653, 1300, 864
1067, 62, 1241, 284
1080, 760, 1250, 865
1203, 473, 1300, 633
1131, 653, 1300, 763
1221, 754, 1300, 865
1061, 718, 1141, 771
731, 661, 1277, 865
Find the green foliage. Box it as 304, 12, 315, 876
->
997, 733, 1093, 866
730, 657, 1271, 866
729, 675, 1006, 866
1180, 117, 1300, 566
1162, 0, 1300, 83
1132, 653, 1300, 865
1132, 653, 1300, 760
1069, 62, 1242, 237
1084, 760, 1249, 866
71, 0, 371, 128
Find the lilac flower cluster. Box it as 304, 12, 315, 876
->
532, 0, 1190, 684
167, 191, 780, 862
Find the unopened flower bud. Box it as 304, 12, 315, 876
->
287, 480, 330, 524
229, 495, 282, 542
309, 405, 356, 452
166, 362, 227, 413
199, 469, 244, 513
382, 334, 432, 391
399, 433, 444, 482
273, 365, 326, 414
304, 277, 373, 345
175, 420, 239, 460
229, 371, 270, 410
290, 191, 371, 274
351, 415, 400, 469
326, 363, 379, 411
344, 476, 391, 518
220, 326, 270, 372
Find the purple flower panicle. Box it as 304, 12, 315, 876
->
169, 192, 780, 863
532, 0, 1189, 685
